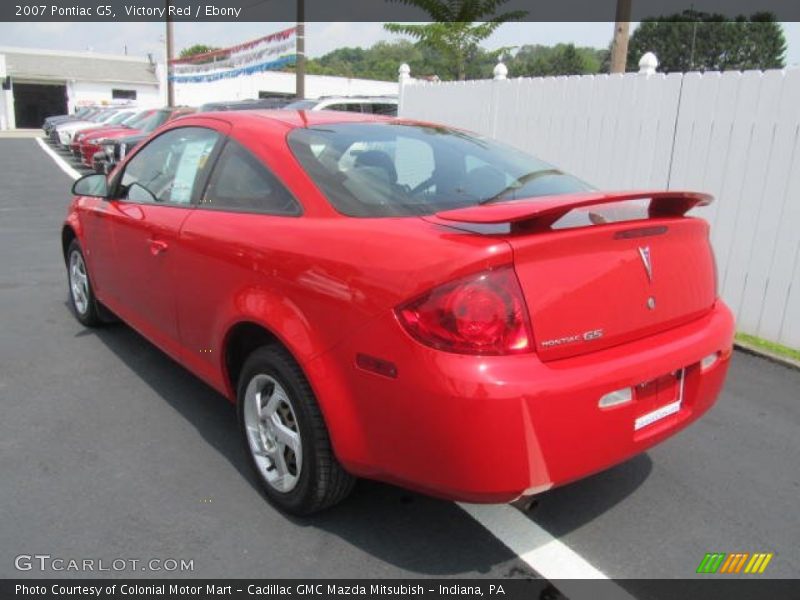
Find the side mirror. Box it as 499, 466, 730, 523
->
71, 173, 108, 198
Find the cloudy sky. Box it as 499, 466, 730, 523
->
1, 21, 799, 66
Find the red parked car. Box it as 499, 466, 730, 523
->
70, 109, 138, 157
75, 109, 157, 167
62, 111, 734, 514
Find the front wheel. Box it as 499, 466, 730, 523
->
238, 345, 355, 515
66, 240, 103, 327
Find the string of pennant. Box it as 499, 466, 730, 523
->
169, 27, 297, 65
171, 40, 296, 74
168, 27, 297, 83
169, 55, 297, 83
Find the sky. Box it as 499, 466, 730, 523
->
1, 21, 799, 67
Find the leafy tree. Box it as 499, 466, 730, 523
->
383, 0, 526, 80
509, 44, 606, 77
178, 44, 223, 64
627, 11, 786, 73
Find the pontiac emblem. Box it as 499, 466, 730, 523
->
638, 246, 653, 283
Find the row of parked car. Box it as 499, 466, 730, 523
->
42, 95, 398, 174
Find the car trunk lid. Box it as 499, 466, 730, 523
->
433, 191, 718, 361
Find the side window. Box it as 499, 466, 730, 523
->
368, 103, 398, 116
202, 140, 301, 216
325, 103, 363, 113
119, 127, 219, 205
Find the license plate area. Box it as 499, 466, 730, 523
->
634, 368, 685, 431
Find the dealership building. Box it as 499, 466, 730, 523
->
0, 47, 164, 130
0, 43, 398, 131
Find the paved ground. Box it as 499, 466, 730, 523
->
0, 138, 797, 588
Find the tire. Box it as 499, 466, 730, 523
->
66, 239, 103, 327
237, 345, 355, 515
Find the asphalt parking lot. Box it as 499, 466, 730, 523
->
0, 137, 798, 590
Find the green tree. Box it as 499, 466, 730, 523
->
178, 44, 223, 63
627, 11, 786, 73
383, 0, 526, 80
509, 44, 605, 77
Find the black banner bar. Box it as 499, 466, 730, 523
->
3, 580, 800, 600
2, 0, 800, 23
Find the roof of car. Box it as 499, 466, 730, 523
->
192, 109, 397, 129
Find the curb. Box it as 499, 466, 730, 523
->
734, 341, 800, 372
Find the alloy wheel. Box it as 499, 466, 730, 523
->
243, 374, 303, 493
69, 250, 89, 315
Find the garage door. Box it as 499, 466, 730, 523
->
13, 82, 67, 128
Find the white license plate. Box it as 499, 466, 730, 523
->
634, 369, 685, 431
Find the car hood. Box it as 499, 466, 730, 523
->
56, 120, 95, 132
84, 127, 138, 142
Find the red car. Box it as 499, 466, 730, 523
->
62, 111, 734, 515
74, 109, 157, 166
69, 109, 139, 157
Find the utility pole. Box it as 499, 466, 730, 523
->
165, 0, 175, 106
296, 0, 305, 99
609, 0, 632, 74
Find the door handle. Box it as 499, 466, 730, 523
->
147, 239, 169, 256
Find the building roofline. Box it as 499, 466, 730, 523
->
12, 75, 158, 86
0, 45, 155, 64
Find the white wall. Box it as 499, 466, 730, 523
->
0, 54, 11, 129
174, 70, 397, 106
400, 69, 800, 349
66, 80, 161, 111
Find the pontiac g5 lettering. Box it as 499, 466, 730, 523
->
62, 110, 734, 514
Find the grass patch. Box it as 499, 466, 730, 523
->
735, 333, 800, 362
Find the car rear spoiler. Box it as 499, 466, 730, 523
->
434, 190, 713, 231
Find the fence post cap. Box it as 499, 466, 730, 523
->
639, 52, 659, 75
399, 63, 411, 79
493, 61, 508, 80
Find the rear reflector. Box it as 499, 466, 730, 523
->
701, 352, 719, 371
355, 353, 398, 378
598, 387, 633, 408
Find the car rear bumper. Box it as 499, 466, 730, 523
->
316, 301, 735, 503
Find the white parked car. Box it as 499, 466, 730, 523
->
282, 96, 397, 116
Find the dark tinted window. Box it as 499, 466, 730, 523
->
325, 103, 363, 113
202, 141, 300, 215
112, 89, 137, 100
366, 103, 398, 116
119, 127, 220, 205
287, 123, 591, 217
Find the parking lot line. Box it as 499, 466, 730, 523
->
458, 503, 638, 599
35, 137, 81, 180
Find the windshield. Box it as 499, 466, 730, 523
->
287, 122, 592, 217
106, 111, 134, 126
137, 111, 171, 133
121, 110, 153, 129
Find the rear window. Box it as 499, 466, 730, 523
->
287, 122, 591, 217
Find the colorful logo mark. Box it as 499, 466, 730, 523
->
696, 552, 774, 574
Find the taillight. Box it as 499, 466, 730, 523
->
395, 266, 532, 355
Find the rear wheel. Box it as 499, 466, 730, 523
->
66, 240, 102, 327
238, 345, 355, 515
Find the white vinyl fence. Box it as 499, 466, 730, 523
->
399, 68, 800, 349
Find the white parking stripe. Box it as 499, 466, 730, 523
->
35, 137, 81, 181
458, 503, 637, 598
34, 131, 633, 596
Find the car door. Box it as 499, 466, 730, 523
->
175, 137, 303, 390
104, 125, 223, 359
78, 194, 118, 305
